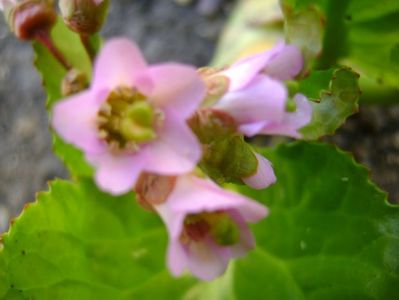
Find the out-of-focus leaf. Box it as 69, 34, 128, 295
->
212, 0, 284, 66
33, 18, 94, 177
300, 67, 361, 139
0, 179, 195, 299
282, 4, 324, 71
282, 0, 399, 100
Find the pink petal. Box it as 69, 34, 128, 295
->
215, 75, 287, 125
89, 152, 146, 195
186, 240, 228, 281
92, 38, 148, 91
168, 176, 268, 223
221, 44, 285, 91
51, 91, 105, 154
146, 63, 206, 119
260, 93, 312, 138
264, 45, 303, 80
242, 153, 276, 190
239, 121, 269, 137
228, 225, 255, 257
143, 110, 202, 175
167, 242, 188, 277
155, 205, 186, 240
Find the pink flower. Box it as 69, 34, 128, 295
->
213, 44, 312, 138
52, 38, 205, 195
154, 175, 268, 281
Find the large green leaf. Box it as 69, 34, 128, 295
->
33, 18, 94, 178
300, 67, 361, 140
184, 142, 399, 300
1, 144, 398, 299
233, 142, 399, 300
0, 179, 194, 299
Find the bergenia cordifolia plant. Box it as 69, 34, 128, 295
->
1, 0, 398, 298
50, 36, 301, 275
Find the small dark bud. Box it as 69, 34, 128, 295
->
188, 109, 258, 184
9, 0, 56, 40
59, 0, 109, 35
61, 68, 89, 96
135, 173, 177, 211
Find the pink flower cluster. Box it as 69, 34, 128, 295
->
52, 38, 312, 280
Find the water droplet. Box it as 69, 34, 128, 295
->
300, 240, 307, 250
132, 248, 147, 260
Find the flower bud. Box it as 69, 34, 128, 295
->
135, 173, 177, 211
5, 0, 56, 40
59, 0, 109, 35
188, 109, 259, 185
61, 69, 89, 96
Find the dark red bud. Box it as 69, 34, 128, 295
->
11, 0, 56, 40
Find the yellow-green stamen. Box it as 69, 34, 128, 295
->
97, 86, 160, 151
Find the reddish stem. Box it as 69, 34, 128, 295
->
35, 30, 72, 70
80, 33, 96, 63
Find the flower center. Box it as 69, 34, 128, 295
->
181, 212, 240, 246
97, 86, 162, 152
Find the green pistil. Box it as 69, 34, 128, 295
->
286, 97, 297, 112
286, 80, 299, 97
97, 87, 159, 150
120, 101, 156, 143
183, 212, 240, 246
205, 213, 240, 246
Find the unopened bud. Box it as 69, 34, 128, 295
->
135, 173, 177, 211
61, 69, 88, 96
59, 0, 109, 35
188, 108, 236, 143
188, 109, 258, 184
7, 0, 56, 40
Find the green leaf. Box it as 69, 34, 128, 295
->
0, 179, 195, 299
298, 69, 333, 100
300, 67, 361, 139
234, 142, 399, 300
33, 18, 94, 178
1, 145, 398, 299
282, 0, 399, 99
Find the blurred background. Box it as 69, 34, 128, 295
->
0, 0, 398, 233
